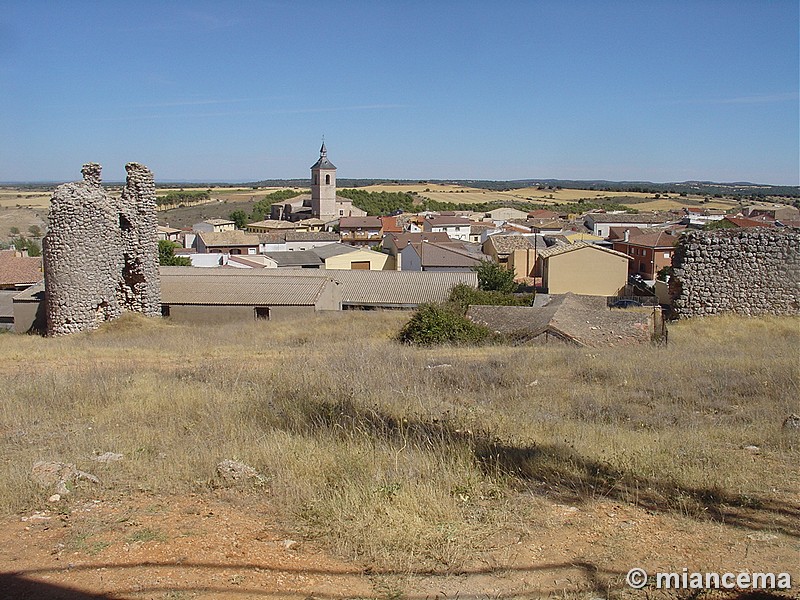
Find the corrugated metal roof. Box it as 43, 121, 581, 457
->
160, 267, 477, 307
312, 243, 360, 259
161, 272, 331, 305
262, 250, 323, 267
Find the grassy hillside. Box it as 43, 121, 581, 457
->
1, 312, 797, 576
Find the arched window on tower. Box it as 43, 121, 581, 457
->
314, 173, 318, 184
325, 174, 331, 185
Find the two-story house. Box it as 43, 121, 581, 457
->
422, 215, 471, 241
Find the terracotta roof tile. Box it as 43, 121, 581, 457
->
0, 250, 43, 287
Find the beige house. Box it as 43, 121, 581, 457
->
192, 219, 236, 233
315, 244, 393, 270
536, 242, 630, 296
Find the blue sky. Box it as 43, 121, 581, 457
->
1, 1, 798, 185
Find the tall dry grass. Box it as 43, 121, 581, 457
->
0, 311, 797, 572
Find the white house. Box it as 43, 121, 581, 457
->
422, 215, 471, 241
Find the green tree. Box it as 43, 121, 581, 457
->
11, 236, 41, 257
703, 218, 737, 231
28, 225, 43, 237
229, 210, 249, 229
473, 260, 517, 293
159, 240, 191, 266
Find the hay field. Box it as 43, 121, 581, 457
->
355, 184, 707, 208
0, 311, 797, 579
634, 197, 740, 212
0, 189, 51, 210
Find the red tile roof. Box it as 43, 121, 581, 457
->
724, 216, 775, 228
0, 250, 43, 288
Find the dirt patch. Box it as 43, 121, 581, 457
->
1, 492, 796, 599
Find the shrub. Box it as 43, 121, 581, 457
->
473, 260, 517, 293
398, 303, 489, 346
158, 240, 191, 266
448, 283, 534, 312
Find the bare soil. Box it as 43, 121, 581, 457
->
1, 490, 796, 600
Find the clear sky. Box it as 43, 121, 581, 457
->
1, 1, 798, 185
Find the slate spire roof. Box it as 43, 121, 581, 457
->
311, 142, 336, 170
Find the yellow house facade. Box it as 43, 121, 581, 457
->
322, 247, 394, 270
536, 243, 630, 296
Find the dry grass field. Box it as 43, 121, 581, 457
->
0, 190, 51, 210
0, 312, 797, 598
355, 183, 690, 207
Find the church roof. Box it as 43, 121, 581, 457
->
310, 142, 337, 170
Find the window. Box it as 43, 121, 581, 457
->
161, 305, 170, 317
254, 307, 270, 320
351, 261, 371, 270
325, 174, 331, 184
663, 252, 670, 259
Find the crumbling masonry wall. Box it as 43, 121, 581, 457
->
44, 163, 161, 336
670, 229, 800, 318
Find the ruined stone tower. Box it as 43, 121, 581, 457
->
43, 162, 161, 336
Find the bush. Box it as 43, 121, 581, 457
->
473, 260, 517, 293
398, 303, 489, 346
448, 283, 534, 312
158, 240, 191, 266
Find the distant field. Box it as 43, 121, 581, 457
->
351, 184, 706, 208
0, 190, 51, 210
634, 198, 740, 211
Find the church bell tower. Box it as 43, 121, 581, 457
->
310, 142, 336, 220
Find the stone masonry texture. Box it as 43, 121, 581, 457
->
43, 163, 161, 336
670, 228, 800, 318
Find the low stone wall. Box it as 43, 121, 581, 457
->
670, 229, 800, 318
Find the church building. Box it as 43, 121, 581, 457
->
270, 143, 366, 223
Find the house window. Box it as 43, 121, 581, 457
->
231, 249, 241, 255
161, 304, 171, 317
254, 307, 270, 320
663, 252, 670, 259
325, 174, 331, 184
351, 261, 371, 270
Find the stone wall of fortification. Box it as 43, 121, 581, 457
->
43, 163, 161, 336
670, 228, 800, 318
118, 162, 161, 316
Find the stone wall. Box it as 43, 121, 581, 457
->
670, 228, 800, 318
43, 163, 161, 336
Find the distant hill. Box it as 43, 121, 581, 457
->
4, 178, 798, 200
243, 178, 799, 200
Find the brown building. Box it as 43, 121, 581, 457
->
160, 268, 342, 323
339, 216, 384, 246
611, 229, 680, 281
